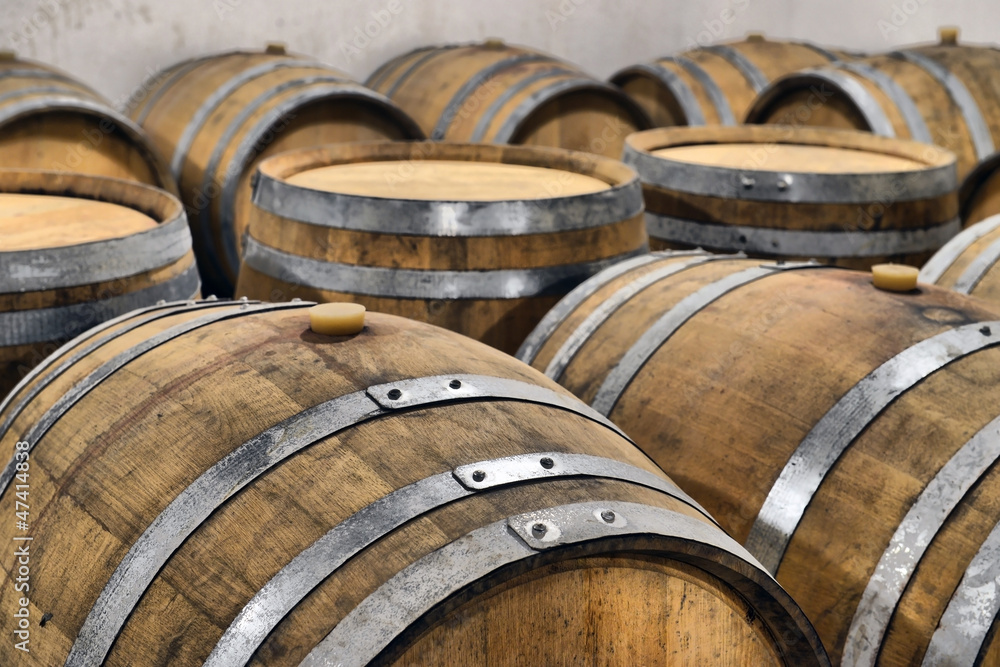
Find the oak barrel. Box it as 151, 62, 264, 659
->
235, 141, 649, 354
0, 301, 827, 665
611, 34, 853, 128
745, 28, 1000, 179
920, 213, 1000, 304
517, 250, 1000, 664
365, 40, 651, 158
960, 149, 1000, 226
0, 54, 176, 193
0, 169, 198, 398
127, 46, 425, 297
624, 125, 959, 269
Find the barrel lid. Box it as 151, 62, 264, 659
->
0, 193, 157, 251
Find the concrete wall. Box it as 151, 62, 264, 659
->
1, 0, 989, 107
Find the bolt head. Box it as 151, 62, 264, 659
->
449, 379, 462, 389
386, 388, 402, 400
471, 470, 486, 482
601, 510, 616, 523
531, 522, 547, 537
539, 457, 554, 469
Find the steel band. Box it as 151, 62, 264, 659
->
205, 453, 712, 666
300, 501, 770, 667
1, 213, 192, 293
623, 130, 957, 204
700, 44, 769, 92
625, 62, 705, 126
132, 55, 218, 124
431, 54, 550, 139
0, 67, 100, 96
922, 518, 1000, 666
843, 414, 1000, 666
365, 46, 434, 90
891, 50, 995, 159
469, 66, 580, 141
252, 166, 641, 238
591, 263, 821, 416
0, 85, 94, 106
746, 321, 1000, 574
919, 214, 1000, 284
0, 299, 249, 442
170, 60, 347, 179
242, 235, 647, 300
645, 211, 961, 257
543, 254, 737, 381
667, 55, 737, 125
65, 375, 647, 665
795, 42, 843, 62
515, 252, 701, 365
834, 61, 932, 143
0, 263, 200, 347
953, 235, 1000, 294
381, 46, 458, 98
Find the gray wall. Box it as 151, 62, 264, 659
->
2, 0, 988, 107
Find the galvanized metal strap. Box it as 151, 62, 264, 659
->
242, 235, 648, 300
700, 44, 769, 92
922, 517, 1000, 666
668, 55, 737, 125
381, 46, 459, 98
626, 62, 706, 126
0, 263, 200, 347
0, 85, 94, 106
364, 45, 436, 91
299, 501, 771, 667
206, 454, 714, 666
891, 50, 995, 159
431, 54, 551, 139
544, 254, 739, 381
746, 321, 1000, 574
794, 42, 843, 62
252, 163, 642, 238
1, 213, 192, 293
64, 374, 646, 665
0, 67, 100, 96
645, 211, 961, 257
783, 68, 897, 138
469, 66, 581, 141
591, 262, 823, 416
170, 60, 347, 179
132, 55, 218, 123
919, 214, 1000, 284
953, 235, 1000, 294
843, 413, 1000, 666
0, 298, 246, 443
833, 61, 931, 143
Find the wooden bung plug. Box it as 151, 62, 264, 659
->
265, 42, 287, 55
872, 264, 919, 292
939, 26, 959, 45
483, 37, 506, 49
0, 51, 16, 61
309, 302, 366, 335
746, 32, 766, 42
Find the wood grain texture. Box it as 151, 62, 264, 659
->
0, 57, 176, 193
925, 215, 1000, 303
367, 41, 650, 158
961, 150, 1000, 226
612, 37, 853, 127
521, 252, 1000, 663
127, 49, 424, 296
0, 305, 826, 666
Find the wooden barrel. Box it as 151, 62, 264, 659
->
960, 149, 1000, 225
0, 54, 176, 193
235, 141, 649, 355
0, 301, 827, 665
0, 170, 199, 398
745, 28, 1000, 179
624, 125, 959, 269
920, 213, 1000, 303
365, 40, 651, 159
517, 250, 1000, 664
127, 46, 425, 298
610, 34, 854, 128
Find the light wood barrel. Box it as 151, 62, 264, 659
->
960, 149, 1000, 226
235, 141, 649, 355
0, 55, 176, 193
0, 170, 199, 398
0, 302, 827, 665
611, 34, 854, 128
127, 47, 425, 298
517, 251, 1000, 664
745, 29, 1000, 179
624, 125, 959, 269
365, 40, 651, 159
920, 213, 1000, 303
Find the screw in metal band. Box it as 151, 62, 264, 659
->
601, 509, 616, 523
531, 522, 547, 537
539, 457, 554, 469
386, 388, 402, 400
448, 379, 462, 389
471, 470, 486, 482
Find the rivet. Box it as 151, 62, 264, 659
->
741, 175, 755, 189
449, 379, 462, 389
206, 294, 218, 301
291, 297, 302, 302
472, 470, 486, 482
601, 510, 616, 523
386, 388, 402, 400
539, 457, 554, 469
240, 296, 249, 302
776, 178, 789, 191
156, 300, 166, 305
982, 326, 992, 336
39, 612, 52, 627
531, 522, 547, 537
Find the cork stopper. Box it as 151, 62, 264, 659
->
483, 37, 506, 50
872, 264, 919, 292
939, 26, 959, 45
0, 51, 17, 62
309, 302, 366, 335
265, 42, 287, 55
745, 32, 766, 42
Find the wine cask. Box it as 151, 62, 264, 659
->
960, 149, 1000, 226
920, 213, 1000, 304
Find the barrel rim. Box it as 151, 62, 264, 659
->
959, 148, 1000, 219
624, 125, 958, 203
